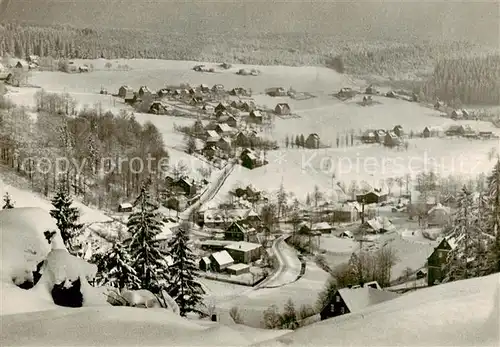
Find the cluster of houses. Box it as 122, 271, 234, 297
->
361, 125, 405, 147
421, 124, 495, 139
196, 207, 265, 276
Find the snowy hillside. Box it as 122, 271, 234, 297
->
253, 274, 500, 347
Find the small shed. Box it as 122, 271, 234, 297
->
209, 250, 234, 272
118, 203, 133, 213
248, 110, 263, 124
226, 263, 250, 276
384, 131, 401, 147
305, 133, 320, 149
339, 230, 353, 239
199, 257, 212, 272
118, 85, 132, 98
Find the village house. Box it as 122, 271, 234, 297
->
416, 269, 427, 279
172, 178, 197, 197
216, 137, 232, 153
356, 190, 388, 204
198, 84, 210, 93
305, 133, 320, 149
118, 202, 133, 213
393, 125, 404, 137
384, 131, 401, 147
230, 100, 244, 109
157, 88, 170, 98
233, 132, 251, 147
215, 123, 235, 136
211, 84, 225, 93
434, 100, 444, 110
337, 87, 356, 99
214, 102, 230, 113
190, 95, 204, 105
422, 126, 443, 138
362, 216, 395, 234
224, 241, 263, 264
339, 230, 354, 239
374, 129, 387, 143
445, 125, 471, 137
240, 148, 263, 169
229, 87, 247, 96
201, 145, 217, 159
199, 256, 212, 271
361, 130, 377, 143
226, 263, 251, 276
205, 130, 220, 141
451, 109, 470, 120
224, 222, 252, 242
138, 86, 152, 98
118, 85, 133, 98
266, 87, 286, 97
331, 203, 360, 223
209, 250, 234, 272
295, 222, 322, 250
241, 101, 256, 112
124, 91, 136, 105
216, 112, 238, 128
386, 90, 398, 98
427, 234, 463, 286
310, 222, 334, 234
248, 110, 264, 124
149, 101, 169, 114
479, 131, 494, 139
165, 195, 188, 212
275, 103, 291, 115
427, 203, 451, 227
202, 208, 261, 229
199, 240, 236, 252
319, 283, 400, 320
15, 60, 29, 70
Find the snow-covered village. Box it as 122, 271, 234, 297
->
0, 2, 499, 346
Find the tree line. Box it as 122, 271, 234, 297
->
0, 89, 169, 211
0, 23, 498, 105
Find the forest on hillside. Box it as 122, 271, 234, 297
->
0, 89, 170, 210
0, 23, 499, 105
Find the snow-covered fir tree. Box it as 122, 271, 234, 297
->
125, 184, 169, 294
444, 186, 489, 281
94, 241, 141, 290
167, 222, 205, 316
483, 159, 500, 274
2, 192, 15, 209
50, 179, 83, 255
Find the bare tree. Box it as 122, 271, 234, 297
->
313, 185, 322, 208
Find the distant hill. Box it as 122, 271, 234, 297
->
1, 0, 498, 46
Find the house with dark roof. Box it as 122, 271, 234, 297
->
216, 112, 237, 128
215, 102, 230, 113
393, 125, 404, 137
384, 131, 401, 147
138, 86, 152, 98
356, 190, 388, 204
215, 123, 234, 136
319, 284, 400, 320
224, 222, 251, 242
374, 129, 387, 143
201, 145, 217, 159
211, 84, 225, 93
275, 103, 291, 115
248, 110, 263, 124
305, 133, 320, 149
173, 178, 197, 197
216, 137, 232, 152
118, 85, 133, 98
199, 84, 210, 93
241, 101, 256, 112
240, 148, 263, 169
427, 234, 463, 286
422, 126, 443, 138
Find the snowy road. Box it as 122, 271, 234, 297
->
258, 234, 302, 288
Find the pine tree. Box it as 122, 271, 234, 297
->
126, 185, 169, 294
444, 186, 487, 281
95, 241, 141, 290
2, 192, 15, 209
483, 159, 500, 274
49, 180, 83, 255
295, 135, 300, 148
167, 223, 205, 316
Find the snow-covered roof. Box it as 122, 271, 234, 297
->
119, 203, 133, 209
206, 130, 219, 138
337, 287, 400, 313
204, 208, 259, 223
311, 222, 332, 231
225, 241, 261, 253
201, 256, 211, 265
210, 250, 234, 266
226, 263, 250, 271
340, 230, 353, 237
217, 123, 233, 132
365, 216, 394, 232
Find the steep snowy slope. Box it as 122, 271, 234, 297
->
253, 274, 500, 347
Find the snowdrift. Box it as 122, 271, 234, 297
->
253, 274, 500, 347
0, 207, 290, 346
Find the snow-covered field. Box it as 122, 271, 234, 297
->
211, 137, 499, 202
320, 235, 357, 253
